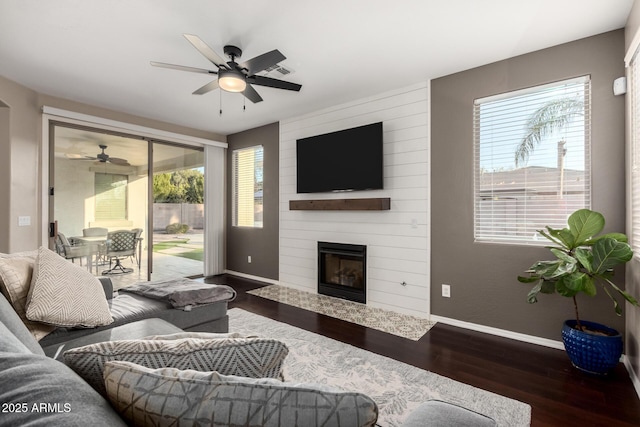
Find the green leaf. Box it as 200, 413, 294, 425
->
550, 248, 575, 264
555, 277, 579, 297
542, 227, 574, 249
561, 272, 591, 293
591, 232, 628, 244
538, 228, 566, 248
528, 259, 575, 280
603, 278, 639, 306
567, 209, 604, 246
602, 285, 623, 316
527, 281, 542, 304
518, 275, 540, 284
592, 238, 633, 274
574, 247, 593, 273
583, 276, 597, 296
539, 280, 556, 294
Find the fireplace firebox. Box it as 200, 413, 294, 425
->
318, 241, 366, 303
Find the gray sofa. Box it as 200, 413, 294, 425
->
0, 281, 497, 426
39, 277, 229, 358
0, 287, 179, 426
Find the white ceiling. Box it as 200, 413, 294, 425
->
0, 0, 634, 136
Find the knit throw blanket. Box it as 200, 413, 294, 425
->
120, 278, 236, 309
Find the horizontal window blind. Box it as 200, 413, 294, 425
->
631, 52, 640, 256
95, 173, 128, 221
473, 76, 591, 244
232, 145, 264, 228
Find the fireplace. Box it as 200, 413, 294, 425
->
318, 241, 366, 303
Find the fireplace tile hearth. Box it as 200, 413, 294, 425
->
247, 284, 436, 341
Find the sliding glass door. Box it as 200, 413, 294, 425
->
150, 142, 205, 281
50, 124, 205, 289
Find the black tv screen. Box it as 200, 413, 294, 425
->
296, 122, 383, 193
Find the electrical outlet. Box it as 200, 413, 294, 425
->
18, 216, 31, 227
442, 284, 451, 298
247, 255, 252, 263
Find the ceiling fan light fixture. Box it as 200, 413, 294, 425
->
218, 69, 246, 92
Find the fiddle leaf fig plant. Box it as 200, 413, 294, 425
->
518, 209, 638, 331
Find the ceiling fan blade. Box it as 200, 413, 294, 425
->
239, 49, 286, 75
150, 61, 217, 75
193, 80, 219, 95
108, 157, 131, 166
248, 75, 302, 92
183, 34, 228, 69
243, 84, 263, 103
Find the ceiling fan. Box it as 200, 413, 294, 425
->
67, 145, 131, 166
151, 34, 302, 103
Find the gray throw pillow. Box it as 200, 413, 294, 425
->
104, 360, 378, 427
64, 336, 289, 395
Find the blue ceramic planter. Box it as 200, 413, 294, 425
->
561, 320, 622, 375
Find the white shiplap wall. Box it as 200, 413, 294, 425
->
279, 82, 430, 317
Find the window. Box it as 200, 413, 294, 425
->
232, 145, 263, 227
95, 173, 128, 221
473, 76, 591, 244
631, 51, 640, 256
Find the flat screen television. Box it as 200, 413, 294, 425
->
296, 122, 383, 193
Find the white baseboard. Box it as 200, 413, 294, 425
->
430, 315, 565, 350
223, 270, 280, 286
623, 356, 640, 400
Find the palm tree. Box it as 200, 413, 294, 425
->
514, 97, 584, 199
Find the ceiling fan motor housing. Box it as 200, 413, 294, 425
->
223, 45, 242, 61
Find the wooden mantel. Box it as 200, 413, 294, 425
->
289, 197, 391, 211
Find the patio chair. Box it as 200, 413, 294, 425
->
130, 228, 143, 268
102, 230, 137, 275
54, 232, 94, 269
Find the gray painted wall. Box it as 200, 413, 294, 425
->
431, 30, 627, 340
226, 122, 279, 280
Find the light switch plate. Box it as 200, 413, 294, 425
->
18, 216, 31, 226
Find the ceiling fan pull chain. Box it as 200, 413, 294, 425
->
219, 90, 223, 116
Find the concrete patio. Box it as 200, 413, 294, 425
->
90, 231, 204, 291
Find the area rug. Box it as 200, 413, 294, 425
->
228, 308, 531, 427
247, 284, 436, 341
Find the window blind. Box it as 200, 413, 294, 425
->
95, 173, 128, 221
473, 76, 591, 244
631, 52, 640, 256
232, 145, 264, 228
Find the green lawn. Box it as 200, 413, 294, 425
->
152, 239, 204, 262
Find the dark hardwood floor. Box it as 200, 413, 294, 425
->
205, 274, 640, 426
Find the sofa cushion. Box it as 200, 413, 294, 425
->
0, 352, 126, 426
42, 317, 184, 360
0, 255, 55, 341
26, 247, 113, 328
0, 318, 32, 354
0, 292, 45, 355
64, 335, 289, 395
402, 399, 497, 427
104, 361, 378, 427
